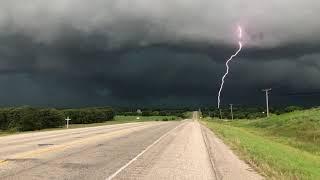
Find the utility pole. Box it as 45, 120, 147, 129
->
262, 88, 272, 117
229, 104, 234, 120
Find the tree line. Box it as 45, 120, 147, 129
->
200, 106, 305, 119
0, 105, 306, 132
114, 107, 191, 118
0, 107, 115, 132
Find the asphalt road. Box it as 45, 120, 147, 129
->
0, 114, 263, 180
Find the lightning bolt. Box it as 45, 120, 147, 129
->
217, 26, 243, 109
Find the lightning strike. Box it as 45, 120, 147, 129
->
217, 26, 243, 109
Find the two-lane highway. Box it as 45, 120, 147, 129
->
0, 114, 263, 180
0, 121, 182, 179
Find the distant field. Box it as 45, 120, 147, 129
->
0, 115, 180, 137
114, 115, 179, 122
202, 108, 320, 179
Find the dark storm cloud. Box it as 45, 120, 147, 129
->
2, 1, 320, 47
0, 1, 320, 106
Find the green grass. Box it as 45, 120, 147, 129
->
0, 115, 179, 137
202, 108, 320, 179
229, 108, 320, 155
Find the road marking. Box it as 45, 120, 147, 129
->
0, 123, 159, 166
106, 121, 187, 180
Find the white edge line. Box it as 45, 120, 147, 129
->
106, 120, 187, 180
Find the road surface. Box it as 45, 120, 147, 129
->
0, 113, 263, 180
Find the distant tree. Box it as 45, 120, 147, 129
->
285, 106, 303, 112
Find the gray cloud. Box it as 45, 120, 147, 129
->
0, 1, 320, 107
1, 1, 320, 48
229, 53, 320, 89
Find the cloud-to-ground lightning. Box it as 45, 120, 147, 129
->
217, 26, 243, 109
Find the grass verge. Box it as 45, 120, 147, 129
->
203, 119, 320, 179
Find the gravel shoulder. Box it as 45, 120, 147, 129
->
201, 123, 264, 180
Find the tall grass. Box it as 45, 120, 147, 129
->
229, 108, 320, 155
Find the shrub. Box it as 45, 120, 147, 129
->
38, 108, 64, 129
162, 118, 168, 121
0, 109, 9, 130
0, 107, 64, 131
0, 107, 66, 131
6, 107, 38, 131
61, 108, 115, 124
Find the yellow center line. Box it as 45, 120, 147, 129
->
0, 123, 159, 166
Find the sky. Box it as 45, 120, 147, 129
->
0, 0, 320, 107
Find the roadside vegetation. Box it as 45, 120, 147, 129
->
201, 105, 304, 119
0, 106, 182, 135
202, 108, 320, 179
0, 115, 180, 137
115, 107, 191, 119
0, 107, 115, 132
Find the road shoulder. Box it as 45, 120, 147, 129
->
200, 123, 264, 180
